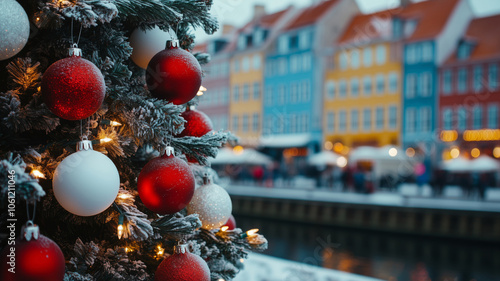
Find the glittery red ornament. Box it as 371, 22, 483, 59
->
0, 224, 65, 281
223, 214, 237, 230
42, 47, 105, 120
137, 147, 195, 215
177, 107, 213, 138
154, 244, 210, 281
146, 40, 202, 105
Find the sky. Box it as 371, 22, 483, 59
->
195, 0, 500, 42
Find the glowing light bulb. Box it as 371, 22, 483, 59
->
450, 147, 460, 159
100, 137, 112, 143
220, 226, 229, 232
31, 170, 45, 179
388, 148, 398, 157
336, 156, 347, 168
197, 85, 207, 96
157, 245, 164, 256
110, 121, 122, 126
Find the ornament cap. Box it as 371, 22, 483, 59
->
174, 243, 189, 254
22, 220, 40, 241
202, 173, 210, 185
186, 105, 195, 111
161, 146, 175, 157
166, 40, 180, 49
69, 44, 82, 57
77, 140, 93, 151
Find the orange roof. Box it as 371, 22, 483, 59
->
398, 0, 460, 42
285, 0, 340, 31
447, 14, 500, 62
338, 8, 399, 45
260, 8, 290, 27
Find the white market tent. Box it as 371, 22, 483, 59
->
308, 150, 342, 166
470, 155, 500, 172
349, 145, 415, 178
209, 147, 272, 166
441, 156, 471, 172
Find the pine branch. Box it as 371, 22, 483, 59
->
172, 130, 233, 166
6, 58, 42, 92
0, 154, 45, 204
152, 213, 202, 241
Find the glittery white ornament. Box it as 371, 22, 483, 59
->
187, 177, 232, 230
0, 0, 30, 61
53, 140, 120, 216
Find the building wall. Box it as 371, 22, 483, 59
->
323, 42, 401, 148
229, 51, 264, 146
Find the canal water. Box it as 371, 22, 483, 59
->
237, 216, 500, 281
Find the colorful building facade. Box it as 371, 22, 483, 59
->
323, 9, 402, 149
261, 0, 359, 164
439, 14, 500, 159
401, 0, 473, 157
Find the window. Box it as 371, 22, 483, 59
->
237, 35, 246, 50
421, 42, 433, 62
457, 42, 471, 59
489, 64, 498, 90
350, 77, 359, 97
299, 30, 309, 49
406, 44, 417, 64
473, 105, 482, 129
252, 113, 260, 132
389, 72, 398, 93
420, 107, 431, 132
242, 56, 250, 72
254, 29, 263, 46
363, 108, 372, 131
222, 88, 229, 104
350, 109, 359, 131
302, 53, 311, 71
339, 110, 347, 132
404, 20, 417, 38
253, 82, 260, 100
232, 115, 239, 131
488, 104, 498, 129
406, 74, 416, 98
290, 113, 298, 133
458, 68, 467, 93
242, 84, 250, 101
458, 107, 467, 131
376, 74, 385, 94
376, 45, 386, 65
278, 35, 288, 53
442, 70, 452, 95
326, 80, 336, 100
376, 107, 384, 130
232, 85, 239, 102
473, 65, 483, 92
339, 79, 347, 98
289, 34, 299, 50
405, 108, 416, 133
351, 49, 360, 69
290, 55, 300, 73
233, 59, 240, 73
302, 80, 310, 102
242, 114, 249, 132
278, 58, 287, 75
363, 76, 372, 96
363, 47, 372, 67
442, 108, 453, 130
290, 82, 298, 103
389, 106, 397, 129
327, 111, 335, 132
265, 86, 273, 105
420, 72, 432, 97
339, 52, 348, 70
279, 84, 286, 104
252, 54, 261, 70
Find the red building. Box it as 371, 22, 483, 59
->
439, 14, 500, 159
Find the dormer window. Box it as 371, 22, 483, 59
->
254, 29, 263, 46
457, 41, 472, 59
404, 19, 417, 38
237, 35, 246, 50
392, 18, 402, 39
289, 34, 299, 49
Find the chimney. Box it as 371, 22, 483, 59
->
253, 4, 266, 20
222, 24, 235, 35
401, 0, 412, 7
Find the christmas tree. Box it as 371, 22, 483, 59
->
0, 0, 267, 280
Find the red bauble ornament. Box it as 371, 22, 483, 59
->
154, 244, 210, 281
42, 47, 105, 120
146, 40, 202, 105
177, 107, 213, 138
0, 223, 65, 281
137, 146, 195, 214
223, 214, 237, 230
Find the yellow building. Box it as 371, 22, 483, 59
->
323, 10, 402, 150
229, 7, 293, 147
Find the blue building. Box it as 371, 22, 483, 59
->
400, 0, 472, 158
261, 0, 358, 168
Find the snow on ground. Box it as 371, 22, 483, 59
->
234, 252, 383, 281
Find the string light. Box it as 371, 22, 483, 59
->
197, 85, 207, 96
118, 193, 133, 200
110, 121, 122, 126
30, 169, 46, 179
220, 226, 229, 232
117, 214, 124, 239
241, 229, 259, 238
100, 137, 112, 144
156, 245, 164, 257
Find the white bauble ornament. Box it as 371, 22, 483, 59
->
0, 0, 30, 60
53, 140, 120, 216
187, 176, 232, 230
129, 26, 173, 69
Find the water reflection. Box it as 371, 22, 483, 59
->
237, 216, 500, 281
